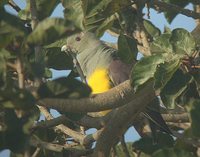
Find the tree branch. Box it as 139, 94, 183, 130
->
38, 80, 143, 113
8, 0, 21, 12
162, 113, 189, 123
151, 0, 200, 19
93, 82, 155, 157
30, 137, 92, 156
37, 106, 85, 143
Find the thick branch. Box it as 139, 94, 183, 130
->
162, 113, 189, 123
151, 0, 200, 19
93, 82, 155, 157
38, 80, 137, 113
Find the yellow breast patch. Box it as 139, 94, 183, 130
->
87, 68, 111, 115
88, 68, 111, 94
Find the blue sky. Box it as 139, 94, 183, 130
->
1, 1, 196, 156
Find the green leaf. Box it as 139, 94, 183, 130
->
154, 58, 180, 91
150, 34, 173, 54
45, 47, 73, 70
27, 18, 79, 45
188, 99, 200, 137
0, 110, 28, 152
133, 132, 174, 155
19, 0, 60, 21
95, 14, 116, 37
131, 54, 165, 91
82, 0, 131, 33
160, 70, 192, 108
0, 11, 28, 49
0, 10, 28, 35
36, 0, 60, 20
37, 77, 91, 98
0, 88, 36, 110
152, 148, 195, 157
113, 142, 135, 157
144, 20, 161, 38
118, 34, 138, 64
0, 109, 39, 153
62, 0, 84, 30
170, 28, 195, 55
177, 81, 200, 108
119, 7, 137, 34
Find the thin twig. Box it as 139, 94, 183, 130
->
30, 0, 39, 30
120, 135, 131, 157
8, 0, 21, 12
30, 137, 92, 156
16, 58, 24, 89
6, 62, 16, 69
37, 106, 84, 143
31, 148, 41, 157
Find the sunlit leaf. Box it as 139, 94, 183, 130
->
131, 54, 165, 91
170, 28, 195, 55
150, 34, 173, 54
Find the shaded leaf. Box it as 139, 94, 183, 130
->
19, 0, 60, 21
188, 99, 200, 137
118, 34, 138, 64
133, 132, 174, 155
170, 28, 195, 55
27, 18, 79, 45
0, 109, 39, 153
36, 0, 60, 20
95, 14, 116, 37
144, 20, 161, 38
82, 0, 131, 33
0, 9, 28, 35
160, 70, 192, 108
0, 110, 28, 152
45, 47, 73, 70
37, 77, 91, 98
62, 0, 84, 30
152, 148, 195, 157
113, 142, 135, 157
0, 88, 36, 110
177, 81, 200, 107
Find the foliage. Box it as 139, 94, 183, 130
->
0, 0, 200, 157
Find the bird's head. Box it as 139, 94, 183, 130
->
61, 32, 100, 54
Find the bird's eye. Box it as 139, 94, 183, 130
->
75, 36, 81, 41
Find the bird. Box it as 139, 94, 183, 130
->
61, 31, 172, 139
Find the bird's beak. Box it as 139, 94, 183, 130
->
61, 45, 68, 52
